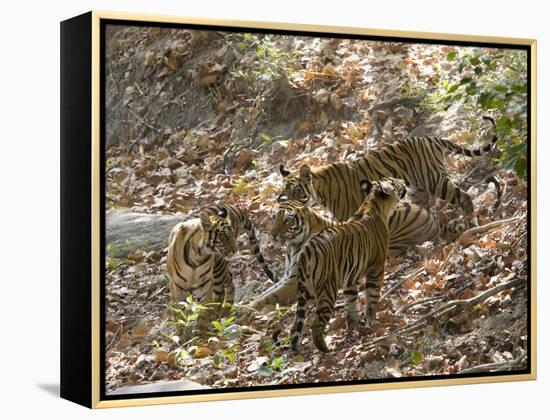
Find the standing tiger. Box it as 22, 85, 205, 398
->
166, 203, 274, 329
250, 198, 464, 310
284, 177, 406, 352
280, 116, 497, 221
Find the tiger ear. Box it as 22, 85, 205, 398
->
217, 206, 228, 218
277, 194, 288, 203
200, 212, 213, 230
360, 179, 373, 194
299, 165, 312, 183
279, 164, 291, 178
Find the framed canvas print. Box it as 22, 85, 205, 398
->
60, 11, 537, 408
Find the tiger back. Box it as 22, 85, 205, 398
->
280, 116, 498, 221
286, 178, 407, 352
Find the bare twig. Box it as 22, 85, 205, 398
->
459, 217, 522, 239
459, 354, 527, 374
106, 325, 122, 351
127, 107, 162, 133
396, 296, 445, 315
133, 82, 144, 96
381, 267, 426, 300
397, 276, 524, 335
362, 276, 526, 351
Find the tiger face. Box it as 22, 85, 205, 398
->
199, 209, 237, 257
270, 199, 307, 246
279, 164, 313, 203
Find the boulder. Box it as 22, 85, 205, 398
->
106, 208, 186, 257
108, 378, 208, 395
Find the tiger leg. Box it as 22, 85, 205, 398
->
343, 284, 360, 332
194, 278, 213, 332
196, 306, 211, 331
289, 274, 309, 352
212, 256, 229, 315
434, 176, 474, 215
169, 279, 188, 305
169, 283, 190, 335
364, 266, 384, 329
311, 288, 336, 353
223, 277, 235, 316
250, 277, 297, 310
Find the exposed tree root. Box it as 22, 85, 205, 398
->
459, 353, 527, 374
459, 217, 522, 242
363, 276, 525, 351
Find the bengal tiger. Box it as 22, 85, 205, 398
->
284, 177, 407, 352
279, 116, 497, 221
250, 197, 464, 310
166, 203, 274, 329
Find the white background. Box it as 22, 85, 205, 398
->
0, 0, 546, 418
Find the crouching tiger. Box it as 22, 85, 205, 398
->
284, 177, 406, 352
250, 197, 465, 311
280, 116, 498, 221
166, 203, 274, 329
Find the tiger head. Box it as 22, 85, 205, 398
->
279, 164, 313, 204
270, 197, 308, 246
357, 177, 407, 220
199, 207, 237, 257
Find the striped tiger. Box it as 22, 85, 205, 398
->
250, 198, 464, 310
285, 177, 407, 352
166, 203, 274, 329
280, 116, 497, 221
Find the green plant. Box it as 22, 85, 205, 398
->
106, 242, 124, 270
170, 295, 211, 334
212, 345, 239, 369
211, 316, 237, 340
254, 338, 289, 378
424, 48, 528, 178
231, 176, 258, 195
231, 33, 296, 82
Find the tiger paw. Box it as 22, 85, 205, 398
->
311, 327, 330, 353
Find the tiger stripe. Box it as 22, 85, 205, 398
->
250, 198, 465, 311
280, 116, 498, 221
285, 178, 406, 352
166, 203, 273, 329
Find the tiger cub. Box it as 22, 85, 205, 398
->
285, 178, 406, 352
280, 116, 497, 221
250, 198, 464, 311
166, 203, 274, 329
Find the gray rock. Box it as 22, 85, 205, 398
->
409, 101, 469, 137
106, 208, 186, 257
108, 378, 208, 395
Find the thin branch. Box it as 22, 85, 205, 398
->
127, 107, 162, 133
459, 354, 527, 374
381, 267, 426, 300
397, 276, 524, 335
106, 325, 122, 351
362, 276, 526, 351
459, 216, 522, 239
396, 296, 445, 315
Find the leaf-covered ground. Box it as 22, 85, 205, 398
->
104, 26, 529, 392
